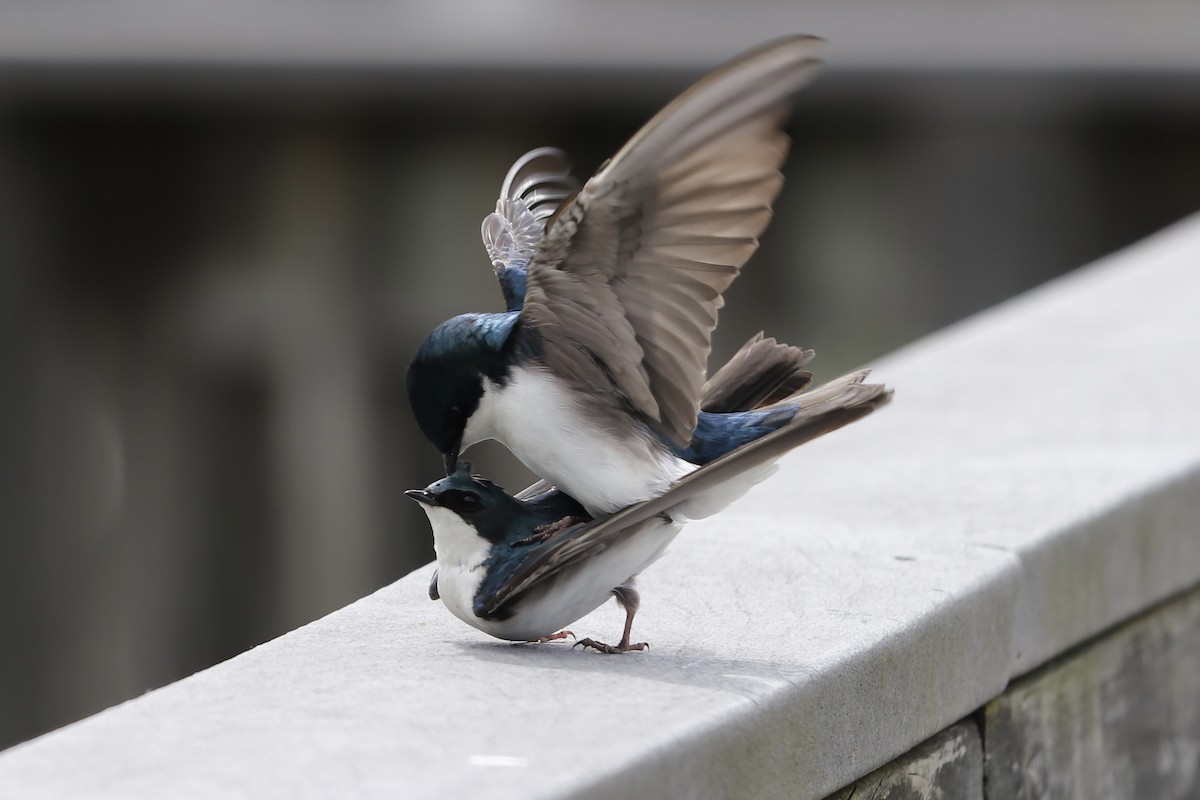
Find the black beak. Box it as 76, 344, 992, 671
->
442, 450, 458, 476
405, 489, 440, 507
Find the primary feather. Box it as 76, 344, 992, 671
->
518, 36, 826, 447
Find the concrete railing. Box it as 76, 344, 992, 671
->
2, 214, 1199, 799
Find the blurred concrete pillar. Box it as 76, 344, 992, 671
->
894, 91, 1103, 321
0, 119, 76, 748
0, 114, 201, 747
763, 84, 1105, 374
258, 131, 384, 630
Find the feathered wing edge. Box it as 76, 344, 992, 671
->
520, 36, 825, 447
480, 147, 579, 312
481, 370, 891, 618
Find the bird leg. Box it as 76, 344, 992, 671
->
522, 513, 590, 543
530, 630, 575, 644
513, 513, 589, 548
573, 582, 649, 654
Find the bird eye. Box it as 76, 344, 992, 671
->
459, 492, 481, 511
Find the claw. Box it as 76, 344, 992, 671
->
570, 583, 649, 654
515, 514, 589, 546
572, 638, 648, 654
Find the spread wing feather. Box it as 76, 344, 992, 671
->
520, 36, 825, 445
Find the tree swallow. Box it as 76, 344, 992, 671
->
406, 36, 829, 515
407, 335, 891, 652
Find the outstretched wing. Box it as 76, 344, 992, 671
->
475, 369, 891, 620
481, 147, 579, 312
519, 36, 825, 446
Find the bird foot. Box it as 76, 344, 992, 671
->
572, 638, 649, 655
517, 514, 589, 545
531, 630, 575, 644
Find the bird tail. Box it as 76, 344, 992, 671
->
701, 332, 814, 413
674, 370, 892, 520
676, 334, 889, 465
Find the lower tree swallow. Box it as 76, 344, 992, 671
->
408, 335, 892, 652
406, 36, 829, 515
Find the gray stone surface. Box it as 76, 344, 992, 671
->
0, 555, 1018, 800
826, 722, 982, 800
2, 217, 1200, 796
985, 584, 1200, 800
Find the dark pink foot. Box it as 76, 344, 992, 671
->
514, 515, 589, 547
572, 638, 649, 654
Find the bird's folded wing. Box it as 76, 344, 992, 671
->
475, 369, 891, 618
518, 36, 825, 446
480, 148, 579, 311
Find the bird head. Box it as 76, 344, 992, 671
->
405, 461, 528, 545
406, 312, 517, 474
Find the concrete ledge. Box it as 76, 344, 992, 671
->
2, 214, 1200, 797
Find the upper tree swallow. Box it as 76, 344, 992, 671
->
406, 36, 828, 515
407, 334, 891, 652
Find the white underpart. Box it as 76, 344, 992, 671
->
418, 505, 493, 630
674, 461, 781, 521
461, 366, 695, 515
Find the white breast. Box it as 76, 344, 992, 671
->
419, 505, 492, 629
462, 366, 694, 515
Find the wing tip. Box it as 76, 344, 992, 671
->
500, 147, 576, 200
742, 34, 828, 63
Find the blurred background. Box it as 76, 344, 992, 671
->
2, 2, 1199, 750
